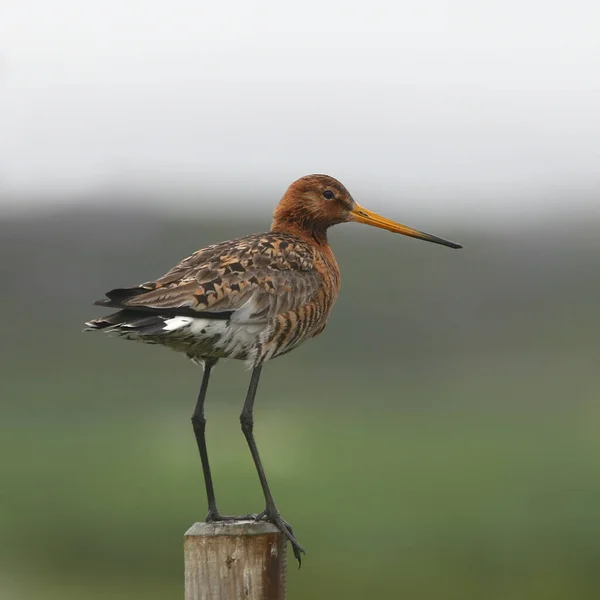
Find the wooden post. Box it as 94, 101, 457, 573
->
184, 521, 287, 600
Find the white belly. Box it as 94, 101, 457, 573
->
161, 315, 267, 361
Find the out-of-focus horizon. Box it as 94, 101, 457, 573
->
1, 0, 600, 220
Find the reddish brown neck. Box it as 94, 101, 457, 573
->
270, 213, 329, 246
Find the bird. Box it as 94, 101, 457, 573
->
85, 174, 462, 565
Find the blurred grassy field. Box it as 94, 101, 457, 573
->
3, 404, 600, 599
1, 206, 600, 598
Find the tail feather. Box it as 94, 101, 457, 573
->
84, 310, 167, 336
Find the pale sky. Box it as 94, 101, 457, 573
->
1, 0, 599, 217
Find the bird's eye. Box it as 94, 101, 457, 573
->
323, 190, 335, 200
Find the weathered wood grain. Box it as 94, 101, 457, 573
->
184, 521, 286, 600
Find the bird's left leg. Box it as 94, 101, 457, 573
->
191, 358, 222, 521
240, 365, 306, 566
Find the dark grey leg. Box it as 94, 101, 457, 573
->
240, 365, 306, 566
191, 359, 220, 520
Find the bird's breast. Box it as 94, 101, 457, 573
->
257, 246, 341, 363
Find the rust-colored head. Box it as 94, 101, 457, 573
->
271, 174, 462, 249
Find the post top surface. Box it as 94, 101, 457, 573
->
185, 520, 281, 538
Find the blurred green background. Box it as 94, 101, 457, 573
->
1, 202, 600, 599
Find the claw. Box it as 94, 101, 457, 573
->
257, 509, 306, 567
253, 509, 268, 522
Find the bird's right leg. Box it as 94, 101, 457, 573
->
191, 358, 222, 521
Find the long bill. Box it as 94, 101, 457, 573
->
349, 203, 462, 249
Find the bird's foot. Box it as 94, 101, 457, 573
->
205, 509, 259, 522
204, 508, 260, 523
255, 508, 306, 567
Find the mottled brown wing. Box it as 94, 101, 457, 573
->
95, 232, 323, 322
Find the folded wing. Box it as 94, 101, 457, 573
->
94, 232, 323, 323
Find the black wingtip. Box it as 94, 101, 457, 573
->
93, 286, 150, 308
93, 298, 112, 307
105, 287, 148, 301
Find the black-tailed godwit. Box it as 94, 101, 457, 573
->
85, 174, 462, 563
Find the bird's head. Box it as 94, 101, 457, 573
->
272, 174, 462, 249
